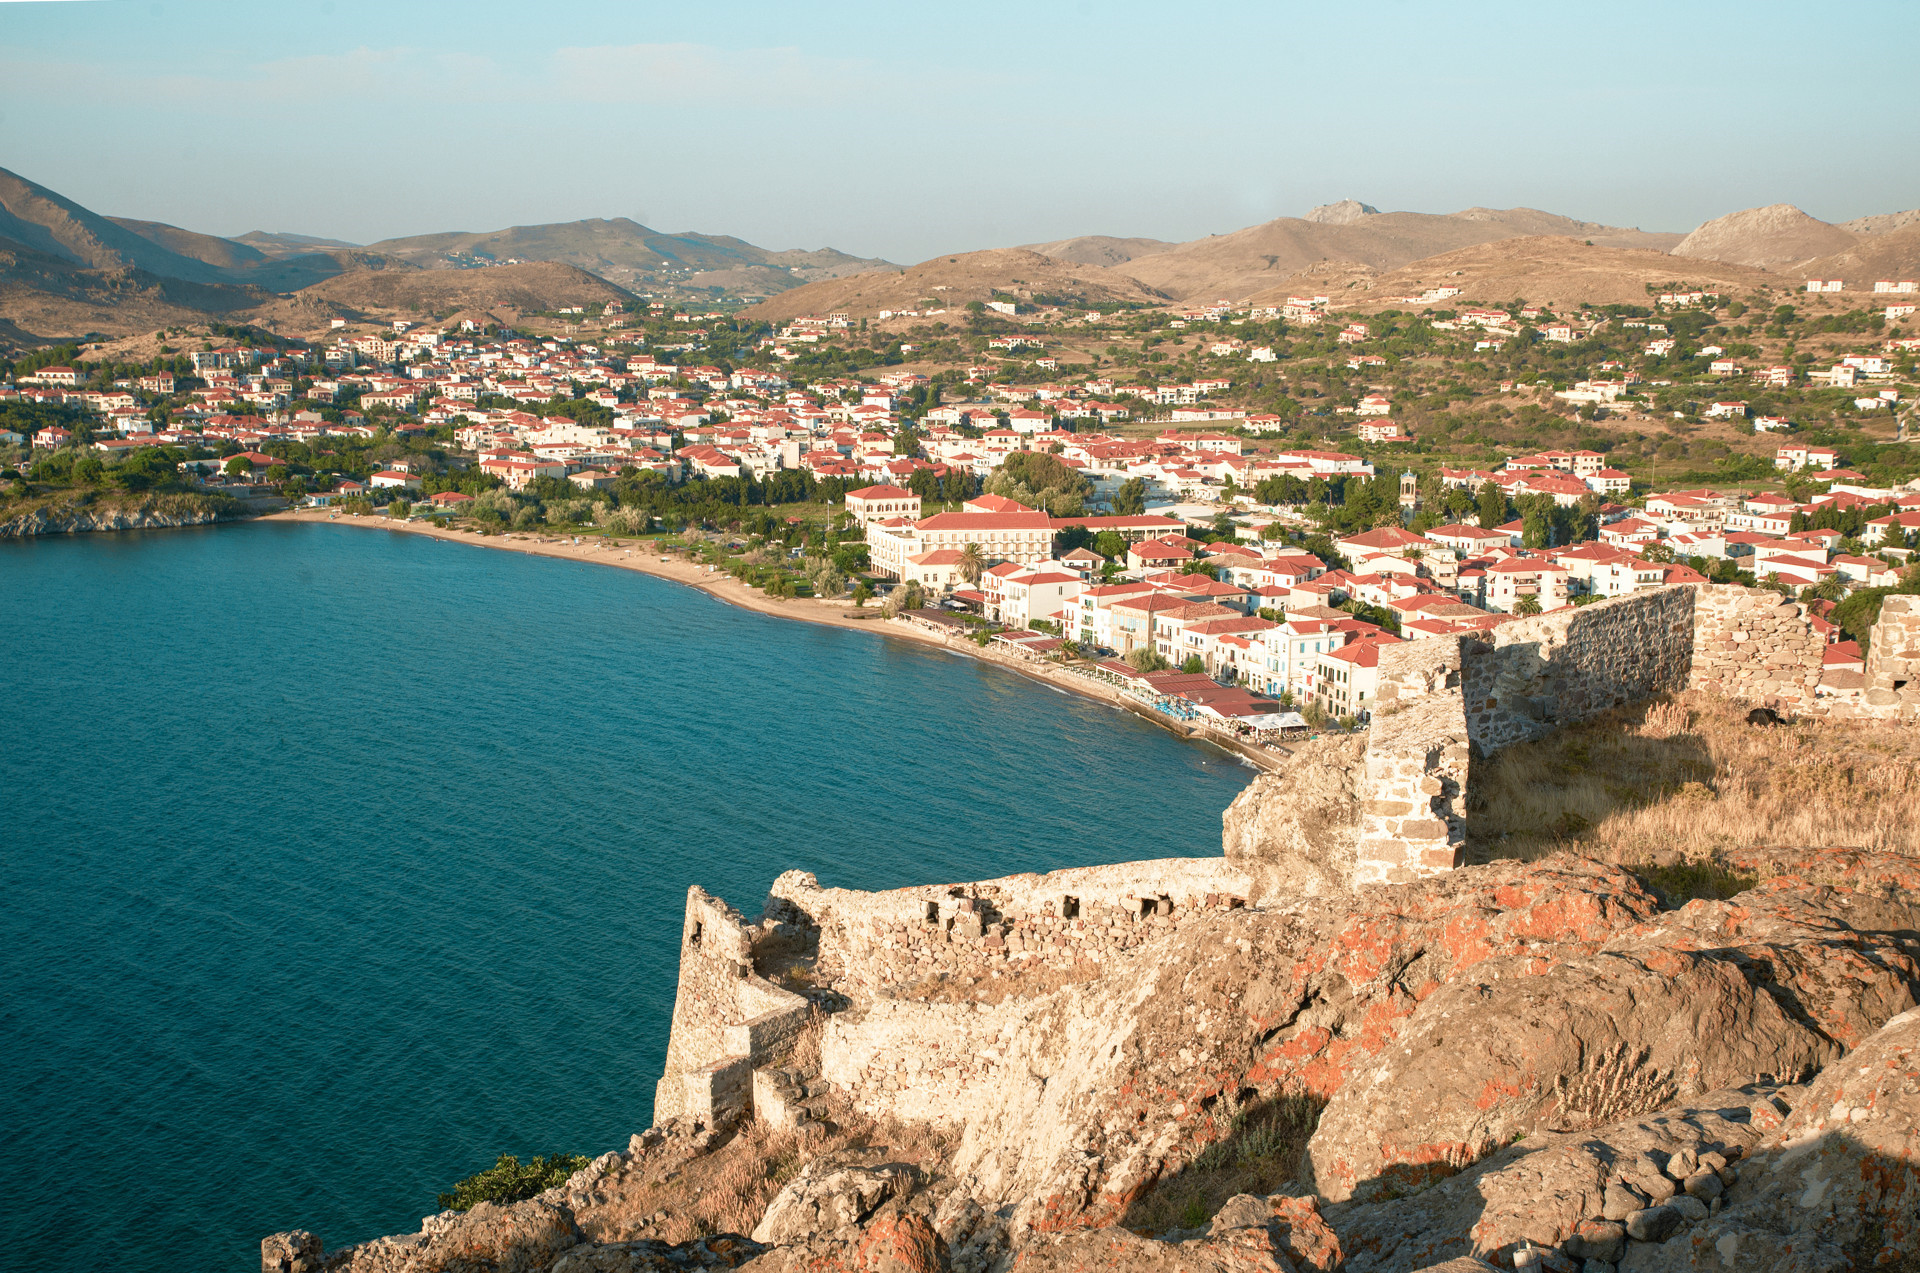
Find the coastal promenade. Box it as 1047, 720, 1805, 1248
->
264, 508, 1285, 770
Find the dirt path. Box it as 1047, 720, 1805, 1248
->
262, 509, 1282, 770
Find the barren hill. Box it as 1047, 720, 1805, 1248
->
1334, 236, 1776, 311
365, 218, 890, 298
1670, 204, 1859, 272
738, 248, 1167, 322
0, 166, 234, 286
1120, 205, 1682, 301
0, 235, 273, 338
1800, 220, 1920, 285
297, 260, 631, 317
1019, 235, 1176, 268
1839, 208, 1920, 236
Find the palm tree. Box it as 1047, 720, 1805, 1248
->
1514, 594, 1543, 616
959, 542, 985, 585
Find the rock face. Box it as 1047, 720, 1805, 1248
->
269, 848, 1920, 1273
1631, 1007, 1920, 1271
1220, 736, 1366, 897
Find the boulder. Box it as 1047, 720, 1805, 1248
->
1324, 1088, 1788, 1273
753, 1164, 920, 1244
1008, 1224, 1300, 1273
262, 1231, 323, 1273
330, 1197, 580, 1273
1306, 950, 1834, 1201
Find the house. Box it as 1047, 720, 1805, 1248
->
369, 469, 421, 490
1126, 537, 1195, 573
1313, 635, 1404, 719
845, 484, 921, 526
1427, 523, 1517, 554
428, 491, 473, 509
1482, 558, 1570, 613
1357, 420, 1408, 444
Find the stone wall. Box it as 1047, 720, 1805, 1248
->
1462, 585, 1698, 754
1351, 692, 1470, 886
1864, 594, 1920, 719
652, 886, 812, 1124
768, 859, 1258, 999
1687, 585, 1826, 713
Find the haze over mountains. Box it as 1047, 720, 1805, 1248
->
1, 162, 1916, 344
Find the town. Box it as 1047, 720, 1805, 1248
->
4, 278, 1918, 749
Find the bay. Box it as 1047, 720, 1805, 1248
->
0, 521, 1252, 1271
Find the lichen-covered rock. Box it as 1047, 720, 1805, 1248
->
1323, 1088, 1791, 1272
1306, 949, 1835, 1202
1618, 1007, 1920, 1272
753, 1164, 920, 1244
1008, 1224, 1300, 1273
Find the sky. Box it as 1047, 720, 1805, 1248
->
2, 0, 1917, 264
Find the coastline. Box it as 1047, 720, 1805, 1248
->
260, 508, 1284, 770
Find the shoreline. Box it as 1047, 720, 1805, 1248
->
260, 508, 1284, 770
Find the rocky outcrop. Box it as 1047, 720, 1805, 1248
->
1220, 736, 1366, 897
0, 493, 251, 537
269, 847, 1920, 1273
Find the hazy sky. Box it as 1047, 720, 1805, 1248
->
3, 0, 1916, 263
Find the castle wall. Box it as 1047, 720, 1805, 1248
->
1462, 585, 1698, 754
769, 860, 1257, 998
652, 886, 810, 1124
1687, 585, 1826, 712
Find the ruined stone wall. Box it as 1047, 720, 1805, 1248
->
1463, 586, 1697, 754
1351, 693, 1470, 886
768, 860, 1257, 999
653, 887, 810, 1124
1864, 595, 1920, 719
1687, 585, 1826, 712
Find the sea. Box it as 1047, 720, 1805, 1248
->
0, 521, 1254, 1272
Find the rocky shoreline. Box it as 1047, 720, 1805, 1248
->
0, 493, 259, 538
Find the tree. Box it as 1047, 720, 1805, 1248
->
1514, 595, 1543, 616
852, 581, 874, 607
958, 542, 985, 584
224, 455, 252, 477
389, 498, 412, 519
1476, 481, 1508, 530
1111, 477, 1148, 515
1179, 655, 1206, 674
1124, 645, 1170, 673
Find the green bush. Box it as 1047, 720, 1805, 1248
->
437, 1153, 589, 1212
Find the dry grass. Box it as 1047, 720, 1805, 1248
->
576, 1114, 955, 1246
1119, 1093, 1321, 1237
1468, 692, 1920, 866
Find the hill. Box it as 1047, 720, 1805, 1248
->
230, 230, 362, 256
1118, 204, 1683, 301
1838, 208, 1920, 236
0, 235, 274, 339
1334, 236, 1777, 311
295, 260, 631, 319
1670, 204, 1860, 272
1799, 220, 1920, 284
736, 248, 1167, 322
0, 166, 235, 285
363, 218, 891, 298
1019, 234, 1175, 268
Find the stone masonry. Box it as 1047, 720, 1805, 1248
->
1687, 584, 1826, 712
652, 887, 813, 1125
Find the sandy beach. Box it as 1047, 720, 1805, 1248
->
263, 508, 1284, 770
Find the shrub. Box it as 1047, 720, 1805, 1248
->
436, 1153, 589, 1212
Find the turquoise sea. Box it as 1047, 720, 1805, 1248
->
0, 521, 1253, 1272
